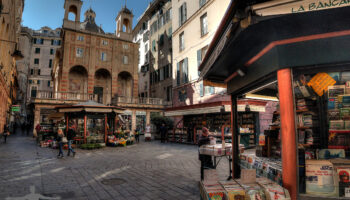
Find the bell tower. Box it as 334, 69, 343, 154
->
115, 6, 134, 41
63, 0, 83, 28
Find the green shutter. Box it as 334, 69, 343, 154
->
183, 58, 188, 83
197, 49, 202, 67
177, 62, 180, 86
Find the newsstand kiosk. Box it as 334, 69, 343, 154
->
199, 1, 350, 199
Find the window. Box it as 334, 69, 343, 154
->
51, 39, 61, 46
123, 55, 128, 64
49, 59, 52, 68
37, 69, 41, 75
160, 67, 164, 81
34, 38, 44, 44
199, 0, 207, 7
197, 45, 209, 67
179, 3, 187, 26
37, 80, 41, 85
168, 27, 172, 37
150, 21, 158, 35
77, 35, 84, 41
145, 43, 149, 53
179, 32, 184, 51
177, 58, 188, 85
166, 86, 172, 101
200, 13, 208, 36
152, 40, 156, 52
101, 52, 107, 61
50, 49, 54, 55
123, 44, 129, 49
30, 69, 34, 75
165, 8, 172, 23
29, 80, 33, 84
47, 81, 51, 87
205, 86, 215, 95
200, 82, 204, 97
35, 48, 40, 54
34, 59, 39, 65
158, 15, 165, 29
102, 40, 108, 46
76, 48, 83, 58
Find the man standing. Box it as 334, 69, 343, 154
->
198, 127, 214, 180
67, 124, 76, 157
159, 123, 167, 143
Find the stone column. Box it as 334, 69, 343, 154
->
131, 110, 136, 134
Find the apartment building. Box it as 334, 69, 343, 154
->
133, 0, 172, 102
165, 0, 231, 143
27, 27, 61, 102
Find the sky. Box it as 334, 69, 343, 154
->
22, 0, 152, 33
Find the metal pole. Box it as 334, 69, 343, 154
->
231, 95, 240, 179
277, 68, 297, 200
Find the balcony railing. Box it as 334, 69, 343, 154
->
32, 91, 172, 106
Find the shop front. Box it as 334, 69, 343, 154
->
199, 1, 350, 199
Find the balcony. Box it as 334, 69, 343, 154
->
31, 91, 171, 107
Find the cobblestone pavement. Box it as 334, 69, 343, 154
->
0, 131, 230, 200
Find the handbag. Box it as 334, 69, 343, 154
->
62, 137, 68, 143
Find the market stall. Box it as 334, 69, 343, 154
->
198, 1, 350, 199
56, 101, 124, 145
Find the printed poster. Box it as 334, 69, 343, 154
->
307, 72, 336, 96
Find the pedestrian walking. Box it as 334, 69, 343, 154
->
67, 124, 76, 157
3, 124, 9, 143
134, 126, 140, 143
160, 123, 167, 143
198, 127, 214, 180
56, 129, 65, 158
34, 123, 41, 138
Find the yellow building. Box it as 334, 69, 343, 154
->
0, 0, 24, 131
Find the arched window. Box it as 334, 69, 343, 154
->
68, 5, 78, 21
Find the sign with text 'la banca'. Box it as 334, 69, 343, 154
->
11, 105, 20, 112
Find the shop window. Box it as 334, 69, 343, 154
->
35, 48, 40, 54
200, 13, 208, 37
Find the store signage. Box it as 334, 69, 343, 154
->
253, 0, 350, 16
11, 105, 20, 112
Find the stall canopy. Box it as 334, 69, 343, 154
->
199, 4, 350, 95
48, 112, 64, 120
56, 100, 124, 113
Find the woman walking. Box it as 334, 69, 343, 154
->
57, 129, 65, 158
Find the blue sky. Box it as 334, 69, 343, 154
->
22, 0, 151, 33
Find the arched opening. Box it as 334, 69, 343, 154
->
94, 69, 112, 104
118, 71, 133, 97
68, 5, 78, 21
123, 19, 129, 33
68, 66, 88, 99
